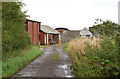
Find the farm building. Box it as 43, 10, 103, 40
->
26, 19, 41, 45
55, 28, 69, 43
40, 25, 61, 45
55, 28, 80, 43
62, 30, 80, 43
56, 27, 93, 43
80, 27, 93, 38
55, 28, 69, 37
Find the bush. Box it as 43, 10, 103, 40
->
86, 37, 118, 63
2, 2, 30, 56
86, 37, 120, 77
64, 37, 120, 77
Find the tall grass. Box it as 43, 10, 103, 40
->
69, 36, 101, 55
0, 61, 2, 79
2, 46, 43, 78
64, 36, 120, 77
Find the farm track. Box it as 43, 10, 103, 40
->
13, 45, 74, 77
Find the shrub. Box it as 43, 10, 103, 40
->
64, 37, 120, 77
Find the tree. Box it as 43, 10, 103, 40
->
89, 19, 118, 37
2, 1, 30, 55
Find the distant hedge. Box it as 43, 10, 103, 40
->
2, 2, 30, 56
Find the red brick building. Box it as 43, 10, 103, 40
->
55, 28, 69, 43
40, 25, 60, 45
55, 28, 69, 36
26, 19, 41, 45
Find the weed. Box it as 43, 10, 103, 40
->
52, 53, 58, 62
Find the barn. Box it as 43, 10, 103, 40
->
26, 19, 41, 45
40, 25, 61, 45
62, 30, 80, 43
55, 28, 69, 43
55, 28, 69, 36
55, 28, 80, 43
80, 27, 93, 38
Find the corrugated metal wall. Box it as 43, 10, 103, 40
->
27, 20, 40, 45
40, 31, 46, 45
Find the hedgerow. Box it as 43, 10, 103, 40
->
2, 1, 30, 57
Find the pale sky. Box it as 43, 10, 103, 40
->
22, 0, 119, 30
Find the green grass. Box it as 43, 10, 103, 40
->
0, 61, 2, 79
59, 43, 68, 46
52, 53, 58, 62
40, 45, 49, 48
63, 43, 69, 53
2, 48, 43, 78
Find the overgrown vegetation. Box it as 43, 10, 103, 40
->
63, 36, 120, 77
2, 1, 30, 57
52, 53, 58, 62
1, 1, 42, 78
89, 19, 118, 37
63, 20, 120, 77
2, 47, 43, 78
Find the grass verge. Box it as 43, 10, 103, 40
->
2, 48, 43, 78
0, 61, 2, 79
52, 53, 58, 62
40, 45, 49, 48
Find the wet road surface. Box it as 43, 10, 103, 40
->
14, 45, 74, 77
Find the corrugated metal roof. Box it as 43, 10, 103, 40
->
41, 25, 60, 34
80, 27, 93, 35
69, 30, 81, 32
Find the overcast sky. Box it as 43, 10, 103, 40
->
22, 0, 119, 30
